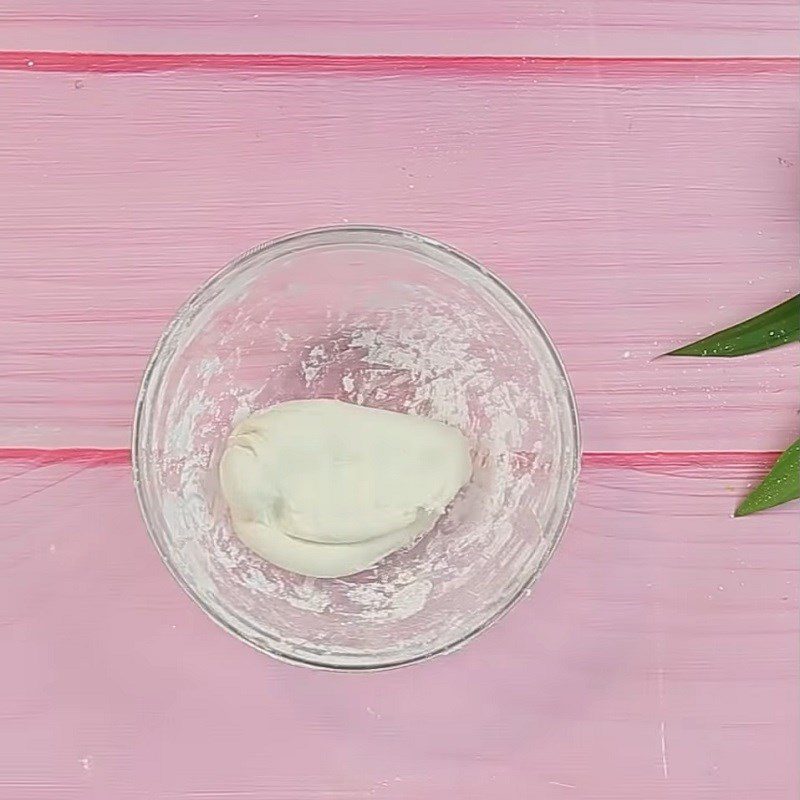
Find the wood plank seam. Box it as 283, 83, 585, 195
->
0, 448, 782, 468
0, 51, 798, 74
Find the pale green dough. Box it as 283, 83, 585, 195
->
219, 399, 472, 578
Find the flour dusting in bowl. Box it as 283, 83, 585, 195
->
134, 227, 579, 669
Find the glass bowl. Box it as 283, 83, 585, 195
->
133, 226, 580, 670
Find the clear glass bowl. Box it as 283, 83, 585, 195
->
133, 226, 580, 670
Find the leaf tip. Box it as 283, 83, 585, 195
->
661, 344, 707, 358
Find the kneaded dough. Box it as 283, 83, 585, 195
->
219, 399, 472, 578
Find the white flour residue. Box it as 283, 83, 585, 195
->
154, 275, 559, 664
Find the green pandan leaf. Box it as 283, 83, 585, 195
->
735, 438, 800, 517
666, 294, 799, 357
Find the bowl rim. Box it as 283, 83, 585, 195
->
132, 224, 581, 671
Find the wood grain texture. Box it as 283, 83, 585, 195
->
3, 51, 800, 74
2, 2, 797, 797
0, 63, 797, 450
0, 0, 798, 57
0, 455, 796, 799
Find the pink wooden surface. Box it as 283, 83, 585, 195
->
1, 1, 798, 57
1, 6, 799, 799
0, 455, 797, 799
0, 61, 797, 450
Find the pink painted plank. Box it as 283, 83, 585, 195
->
0, 0, 798, 57
0, 455, 796, 799
0, 64, 797, 451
